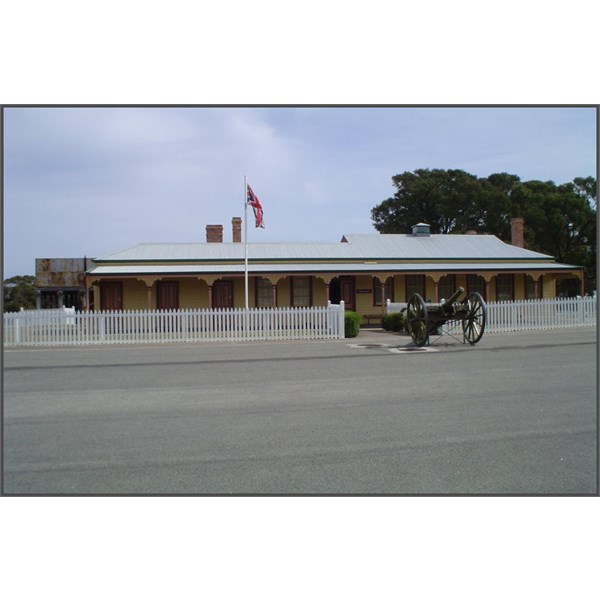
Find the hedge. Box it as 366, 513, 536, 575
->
344, 311, 361, 338
381, 311, 405, 332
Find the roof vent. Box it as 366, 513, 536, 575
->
411, 223, 431, 237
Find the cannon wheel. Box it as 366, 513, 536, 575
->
462, 292, 486, 345
406, 293, 429, 346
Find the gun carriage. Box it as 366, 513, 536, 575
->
405, 287, 486, 347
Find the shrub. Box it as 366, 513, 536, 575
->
381, 311, 405, 332
344, 311, 361, 338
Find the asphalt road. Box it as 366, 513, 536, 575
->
3, 328, 597, 495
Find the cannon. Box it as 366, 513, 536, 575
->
405, 287, 486, 347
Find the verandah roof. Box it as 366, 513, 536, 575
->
88, 261, 581, 277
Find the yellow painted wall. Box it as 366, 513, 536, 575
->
112, 278, 213, 311
393, 275, 406, 303
122, 279, 147, 310
353, 275, 373, 315
197, 280, 210, 308
424, 278, 435, 302
232, 277, 246, 308
179, 278, 206, 308
312, 278, 327, 306
514, 274, 525, 300
277, 277, 291, 307
95, 267, 570, 312
542, 275, 556, 298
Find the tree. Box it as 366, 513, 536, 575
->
3, 275, 37, 312
371, 168, 488, 234
509, 179, 596, 293
572, 176, 597, 209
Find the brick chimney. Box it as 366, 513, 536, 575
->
510, 217, 524, 248
232, 217, 242, 243
466, 229, 477, 235
206, 224, 223, 243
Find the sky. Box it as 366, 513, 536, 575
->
3, 105, 597, 278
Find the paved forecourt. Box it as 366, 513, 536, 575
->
3, 327, 597, 495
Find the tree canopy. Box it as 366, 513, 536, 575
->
3, 275, 37, 312
371, 169, 597, 292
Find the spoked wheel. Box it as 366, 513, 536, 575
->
406, 293, 429, 347
462, 292, 486, 345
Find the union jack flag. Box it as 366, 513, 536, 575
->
246, 184, 265, 228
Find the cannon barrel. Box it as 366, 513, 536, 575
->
441, 287, 465, 308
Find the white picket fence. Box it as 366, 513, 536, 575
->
3, 303, 346, 347
386, 297, 597, 333
485, 297, 596, 332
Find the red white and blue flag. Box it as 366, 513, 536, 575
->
246, 184, 265, 228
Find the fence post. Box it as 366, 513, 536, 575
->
338, 300, 345, 338
15, 317, 20, 345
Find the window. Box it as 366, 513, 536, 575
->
373, 276, 394, 306
467, 274, 486, 300
525, 275, 538, 299
496, 274, 514, 301
405, 274, 425, 301
157, 281, 179, 310
212, 280, 233, 308
438, 275, 456, 303
291, 276, 311, 306
255, 277, 273, 307
100, 281, 123, 311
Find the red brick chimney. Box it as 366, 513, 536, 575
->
206, 224, 223, 243
510, 217, 524, 248
466, 229, 477, 235
232, 217, 242, 243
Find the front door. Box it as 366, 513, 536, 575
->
340, 277, 355, 311
100, 282, 123, 311
213, 280, 234, 308
329, 276, 355, 311
156, 281, 179, 310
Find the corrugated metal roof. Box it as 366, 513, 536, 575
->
341, 234, 552, 260
88, 261, 580, 277
98, 242, 348, 261
96, 233, 553, 263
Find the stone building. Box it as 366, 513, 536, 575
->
35, 257, 95, 310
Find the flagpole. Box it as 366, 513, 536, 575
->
244, 175, 249, 309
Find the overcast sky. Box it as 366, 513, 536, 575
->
3, 105, 597, 278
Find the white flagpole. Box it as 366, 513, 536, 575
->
244, 175, 249, 309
